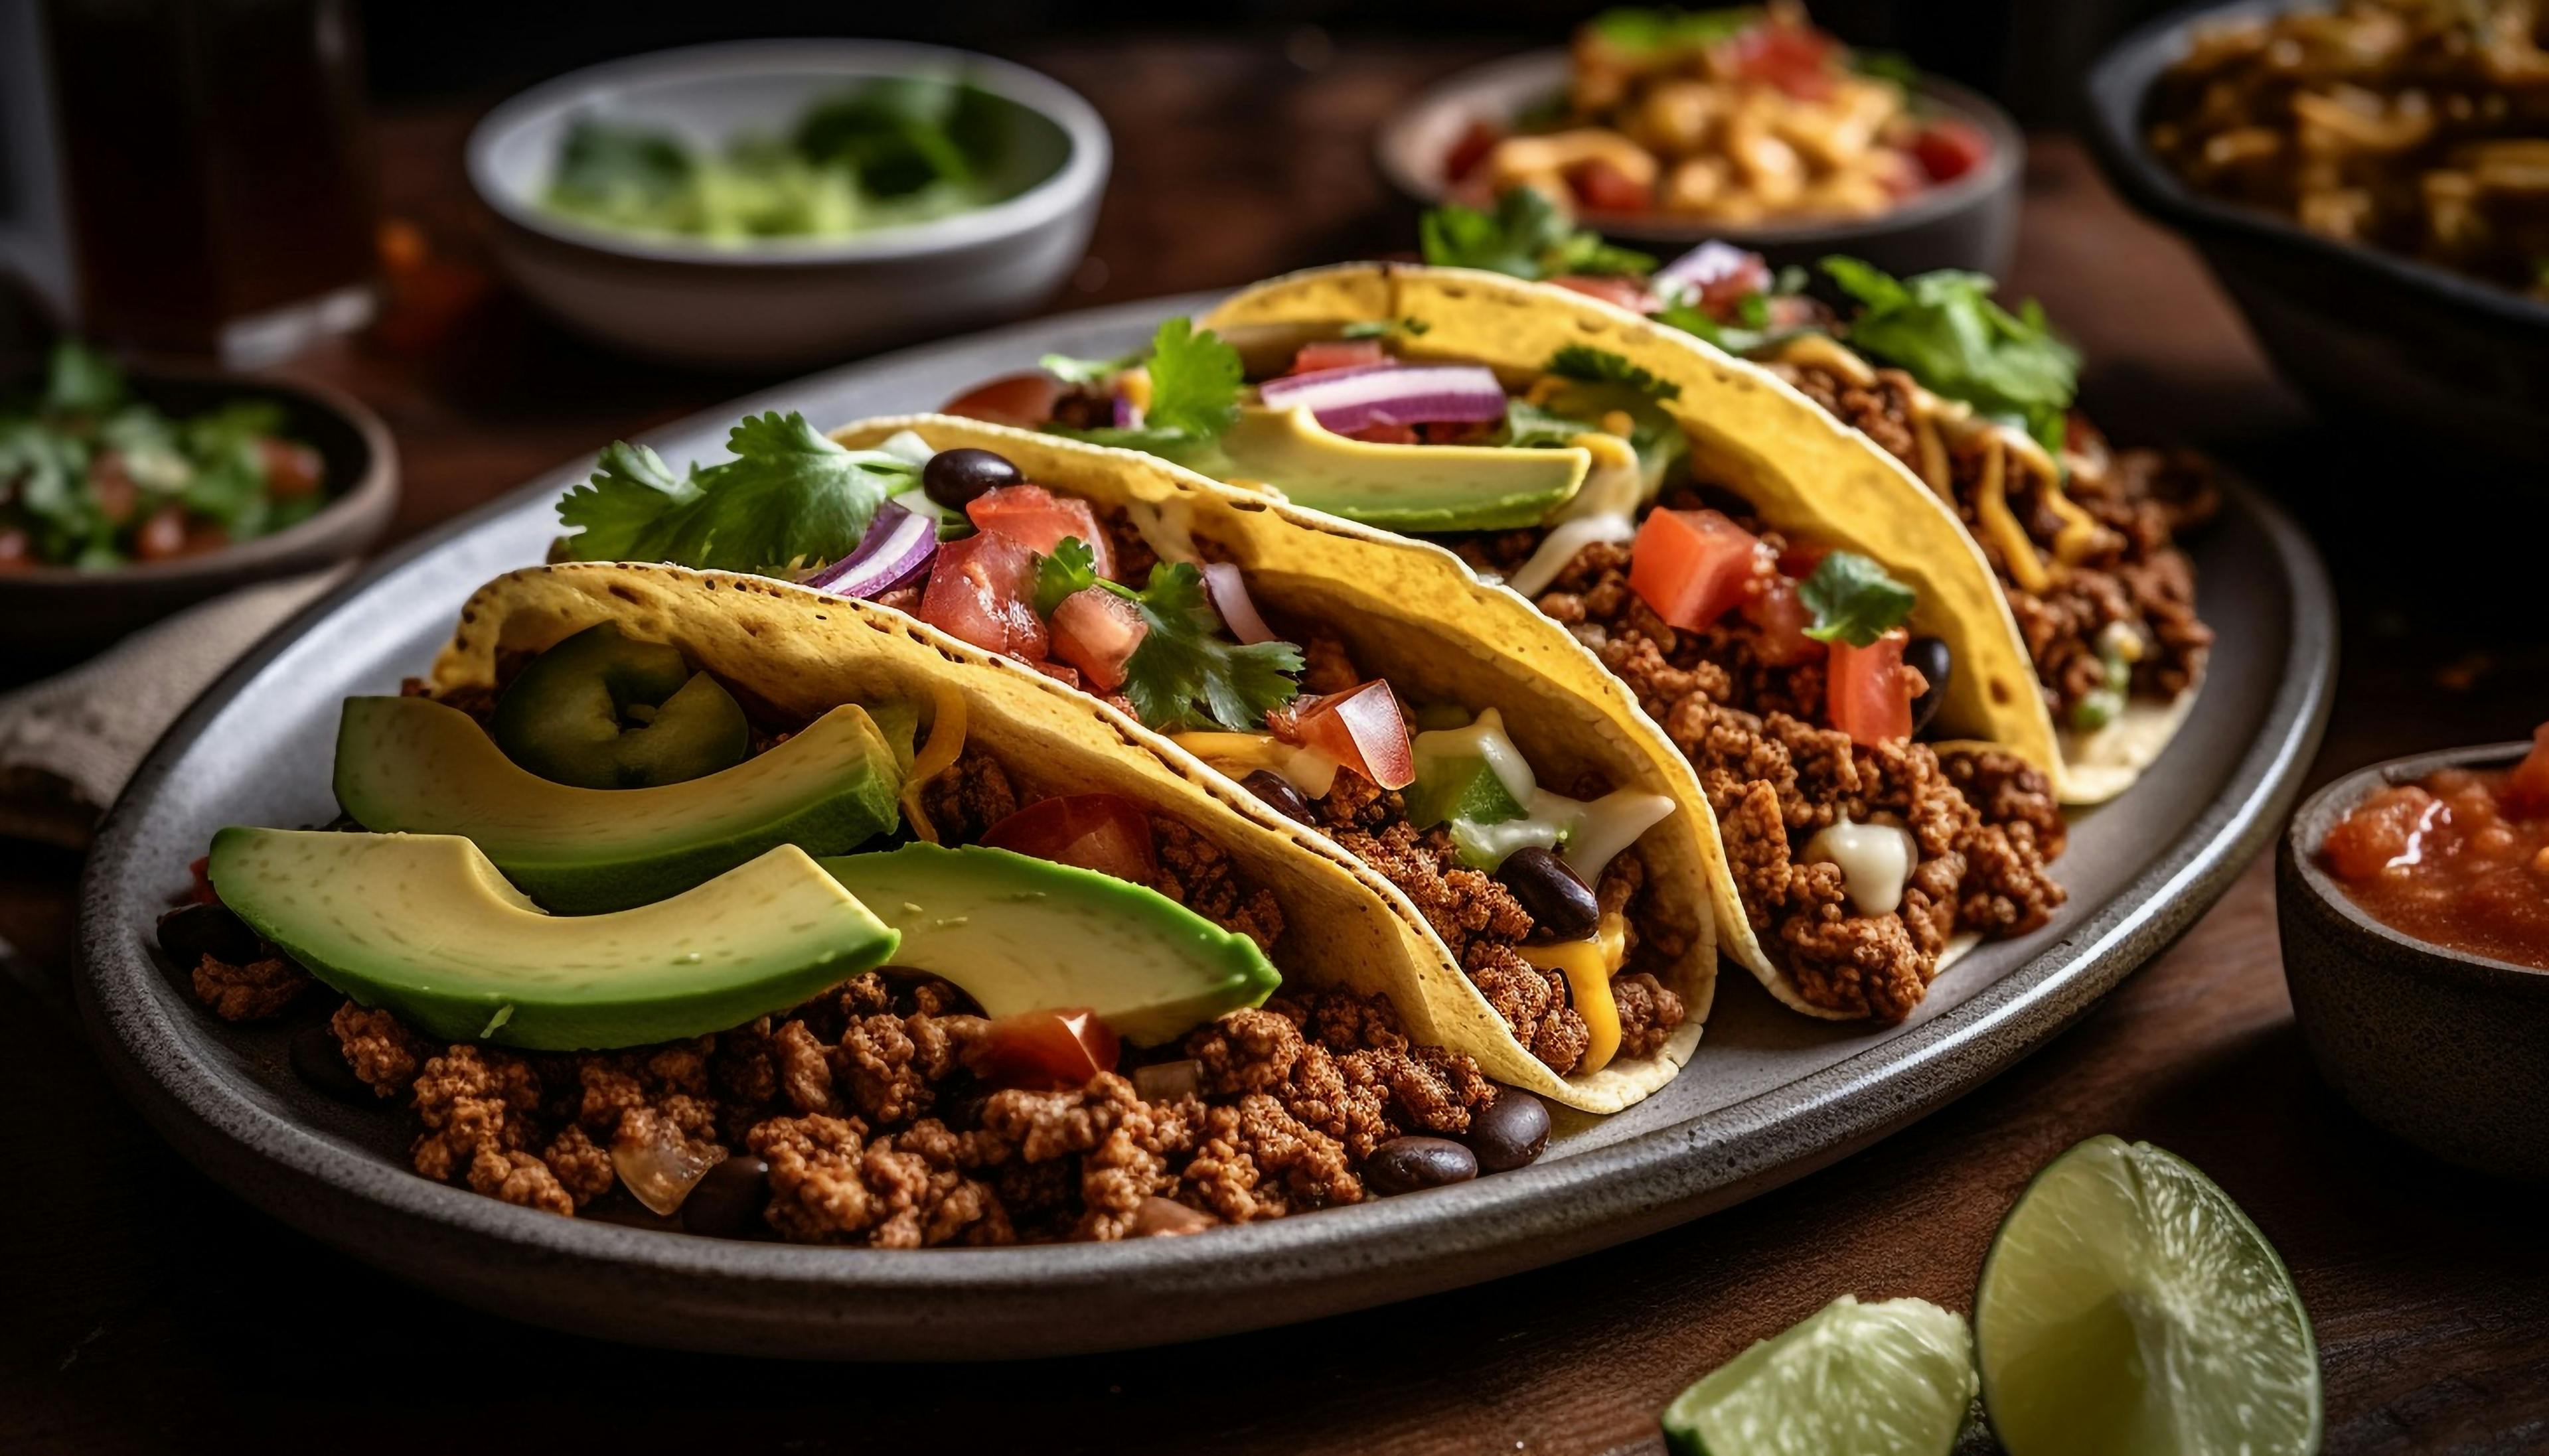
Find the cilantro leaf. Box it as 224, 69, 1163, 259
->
1419, 188, 1655, 281
1117, 562, 1302, 731
1033, 536, 1101, 615
1501, 397, 1596, 449
1546, 345, 1683, 401
1340, 317, 1430, 339
1038, 348, 1142, 386
1139, 317, 1243, 439
1820, 257, 2080, 453
553, 413, 916, 574
1798, 551, 1916, 647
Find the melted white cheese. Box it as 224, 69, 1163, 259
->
1413, 707, 1672, 880
1507, 432, 1650, 596
1801, 817, 1916, 916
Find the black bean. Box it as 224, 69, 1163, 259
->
1464, 1090, 1551, 1173
1905, 635, 1952, 736
681, 1154, 772, 1238
1364, 1135, 1478, 1195
921, 447, 1022, 510
157, 901, 260, 966
289, 1025, 374, 1104
1496, 846, 1600, 941
1240, 769, 1314, 825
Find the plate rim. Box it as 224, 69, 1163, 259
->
72, 291, 2337, 1360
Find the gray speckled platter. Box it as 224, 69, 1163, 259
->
75, 293, 2335, 1360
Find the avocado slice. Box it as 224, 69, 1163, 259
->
1218, 405, 1588, 532
209, 830, 898, 1050
489, 622, 751, 789
819, 843, 1279, 1045
1405, 753, 1528, 832
334, 697, 903, 914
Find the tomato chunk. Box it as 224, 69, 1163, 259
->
0, 528, 30, 572
1910, 120, 1991, 185
970, 1008, 1121, 1090
1569, 159, 1652, 214
2322, 784, 2445, 880
1630, 508, 1767, 631
1741, 575, 1826, 667
966, 485, 1115, 578
943, 372, 1065, 429
1289, 339, 1387, 376
1827, 629, 1916, 746
2506, 723, 2549, 817
1443, 119, 1503, 182
981, 793, 1160, 883
918, 532, 1048, 661
1049, 587, 1148, 692
1280, 680, 1415, 790
256, 437, 325, 498
1721, 23, 1837, 100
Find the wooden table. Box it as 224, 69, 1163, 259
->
9, 40, 2546, 1455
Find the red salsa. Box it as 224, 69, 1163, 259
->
2319, 725, 2549, 970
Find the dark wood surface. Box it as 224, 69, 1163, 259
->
9, 38, 2548, 1455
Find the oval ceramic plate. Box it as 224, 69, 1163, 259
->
76, 293, 2334, 1360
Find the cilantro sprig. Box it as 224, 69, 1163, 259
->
1033, 537, 1303, 731
1798, 551, 1916, 647
1419, 189, 1656, 281
1045, 317, 1245, 464
1821, 257, 2080, 454
1547, 345, 1683, 401
554, 411, 919, 575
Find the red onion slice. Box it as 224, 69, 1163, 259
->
1113, 392, 1145, 430
1652, 240, 1766, 305
1256, 363, 1507, 435
1201, 561, 1278, 644
804, 502, 937, 599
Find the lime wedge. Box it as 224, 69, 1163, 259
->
1661, 1294, 1976, 1456
1975, 1135, 2320, 1456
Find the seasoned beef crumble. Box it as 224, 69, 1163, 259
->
1464, 526, 2064, 1023
1773, 361, 2216, 721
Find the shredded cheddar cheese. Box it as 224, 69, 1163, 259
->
897, 684, 968, 843
1521, 912, 1630, 1076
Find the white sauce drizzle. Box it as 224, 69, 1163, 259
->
1507, 434, 1650, 596
1412, 707, 1673, 881
1801, 816, 1916, 916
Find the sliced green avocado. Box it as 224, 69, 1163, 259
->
1219, 404, 1588, 532
334, 697, 903, 914
819, 843, 1279, 1045
1405, 753, 1527, 832
489, 622, 751, 789
208, 830, 898, 1050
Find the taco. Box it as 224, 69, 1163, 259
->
942, 268, 2070, 1023
184, 562, 1656, 1243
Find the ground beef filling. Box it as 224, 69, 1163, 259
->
1464, 527, 2065, 1023
1774, 362, 2216, 722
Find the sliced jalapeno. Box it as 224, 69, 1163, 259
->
489, 623, 749, 788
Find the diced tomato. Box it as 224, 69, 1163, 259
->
1290, 339, 1387, 376
1049, 587, 1148, 692
1443, 119, 1504, 183
134, 506, 190, 561
918, 532, 1048, 661
89, 451, 139, 525
1742, 575, 1827, 667
188, 855, 218, 906
970, 1008, 1122, 1090
1549, 274, 1656, 313
982, 792, 1160, 883
1569, 159, 1652, 214
1910, 120, 1991, 185
1776, 540, 1829, 581
1695, 253, 1772, 316
1719, 23, 1837, 100
2507, 723, 2549, 817
943, 372, 1065, 429
1279, 680, 1415, 790
1030, 659, 1083, 690
1827, 629, 1916, 746
0, 528, 32, 571
1630, 508, 1768, 632
1344, 421, 1421, 445
2321, 785, 2443, 880
966, 485, 1115, 579
256, 437, 325, 499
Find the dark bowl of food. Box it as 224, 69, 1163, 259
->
2084, 0, 2549, 471
1376, 6, 2025, 277
2277, 730, 2549, 1182
0, 345, 398, 673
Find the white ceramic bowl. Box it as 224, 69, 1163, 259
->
467, 39, 1110, 370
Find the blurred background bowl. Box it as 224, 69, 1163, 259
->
466, 38, 1110, 370
2278, 742, 2549, 1183
0, 366, 396, 678
1375, 48, 2024, 278
2084, 0, 2549, 471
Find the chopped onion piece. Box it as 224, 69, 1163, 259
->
1256, 363, 1507, 436
1113, 392, 1145, 430
804, 502, 937, 599
1200, 561, 1278, 644
874, 429, 938, 467
1652, 240, 1762, 303
611, 1117, 723, 1216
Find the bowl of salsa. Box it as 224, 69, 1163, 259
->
2278, 727, 2549, 1182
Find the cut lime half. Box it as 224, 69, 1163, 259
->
1661, 1294, 1976, 1456
1976, 1135, 2320, 1456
